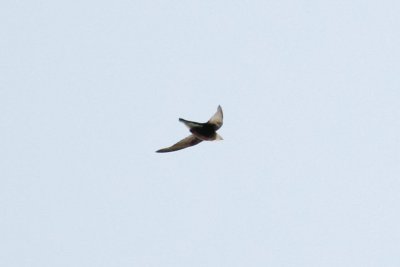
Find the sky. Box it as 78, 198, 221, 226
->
1, 0, 399, 266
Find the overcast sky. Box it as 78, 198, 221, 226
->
1, 1, 399, 266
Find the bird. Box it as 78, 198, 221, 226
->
156, 105, 223, 153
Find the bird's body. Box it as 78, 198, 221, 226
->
156, 106, 223, 153
179, 119, 221, 141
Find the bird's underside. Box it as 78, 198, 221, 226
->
156, 105, 223, 153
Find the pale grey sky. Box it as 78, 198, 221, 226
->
1, 1, 399, 266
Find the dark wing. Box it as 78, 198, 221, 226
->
179, 118, 203, 129
156, 135, 202, 153
207, 105, 223, 130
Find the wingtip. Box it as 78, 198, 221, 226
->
217, 105, 223, 114
156, 147, 176, 153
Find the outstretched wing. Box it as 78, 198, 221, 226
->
207, 105, 223, 130
179, 118, 203, 129
156, 135, 202, 153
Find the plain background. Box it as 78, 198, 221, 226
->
1, 1, 399, 266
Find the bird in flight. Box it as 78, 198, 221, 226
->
156, 105, 223, 153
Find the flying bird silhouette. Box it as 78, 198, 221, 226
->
156, 105, 223, 153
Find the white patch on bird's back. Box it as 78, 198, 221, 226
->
215, 134, 223, 141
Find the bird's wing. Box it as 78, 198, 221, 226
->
179, 118, 203, 129
207, 105, 223, 130
156, 135, 202, 153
